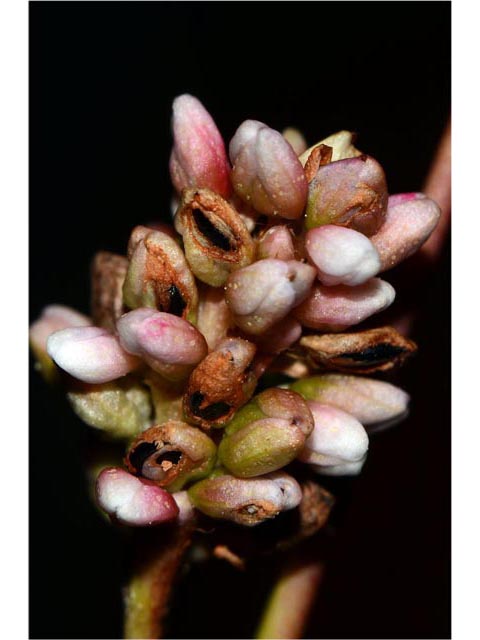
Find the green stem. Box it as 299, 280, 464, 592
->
255, 554, 324, 639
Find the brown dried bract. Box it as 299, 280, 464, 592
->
303, 144, 333, 183
174, 188, 255, 286
213, 545, 246, 570
291, 326, 417, 374
90, 251, 128, 333
183, 337, 257, 429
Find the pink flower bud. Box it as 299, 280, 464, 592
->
298, 402, 369, 472
169, 94, 230, 198
252, 316, 302, 354
95, 467, 179, 526
293, 278, 395, 331
225, 259, 316, 334
305, 225, 380, 286
230, 121, 308, 219
257, 225, 296, 261
117, 308, 208, 379
46, 326, 139, 384
370, 193, 441, 271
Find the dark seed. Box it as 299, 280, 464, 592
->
167, 284, 187, 317
128, 441, 158, 473
192, 208, 235, 251
341, 343, 406, 366
189, 391, 231, 421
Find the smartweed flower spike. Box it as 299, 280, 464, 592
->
125, 421, 216, 492
123, 226, 198, 321
305, 225, 381, 286
305, 155, 388, 235
174, 188, 255, 286
370, 193, 441, 271
289, 374, 409, 427
96, 467, 179, 526
293, 327, 417, 374
218, 388, 313, 477
298, 402, 369, 476
225, 259, 316, 334
67, 378, 152, 440
29, 305, 91, 381
188, 471, 302, 526
47, 326, 140, 384
293, 278, 395, 331
183, 337, 257, 429
230, 120, 308, 219
169, 94, 231, 198
91, 252, 128, 333
117, 308, 207, 381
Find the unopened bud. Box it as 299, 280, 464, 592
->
125, 421, 217, 492
187, 471, 302, 526
47, 326, 140, 384
174, 188, 255, 286
305, 155, 388, 235
293, 326, 416, 374
91, 252, 128, 333
299, 130, 362, 166
184, 337, 257, 429
305, 225, 380, 286
298, 402, 369, 475
282, 127, 308, 156
230, 121, 308, 219
256, 225, 296, 261
29, 305, 91, 382
123, 226, 198, 321
218, 388, 313, 477
252, 316, 302, 354
225, 259, 316, 335
67, 377, 152, 439
117, 309, 207, 380
293, 278, 395, 331
288, 374, 409, 427
169, 94, 231, 198
370, 193, 441, 271
96, 467, 179, 526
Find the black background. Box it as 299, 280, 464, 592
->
30, 2, 451, 639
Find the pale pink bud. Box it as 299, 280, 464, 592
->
252, 316, 302, 354
305, 225, 381, 286
299, 402, 369, 472
293, 278, 395, 331
257, 225, 296, 261
230, 121, 308, 219
225, 259, 316, 334
117, 308, 208, 379
95, 467, 179, 526
30, 305, 92, 380
169, 94, 230, 198
46, 326, 139, 384
370, 193, 441, 271
316, 456, 367, 476
289, 374, 410, 426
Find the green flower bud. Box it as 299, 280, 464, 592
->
125, 421, 217, 492
218, 388, 313, 477
67, 376, 152, 440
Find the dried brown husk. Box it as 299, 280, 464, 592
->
174, 188, 255, 286
290, 326, 417, 374
183, 337, 258, 430
303, 144, 333, 183
91, 251, 128, 332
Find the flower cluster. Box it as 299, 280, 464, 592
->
30, 94, 440, 531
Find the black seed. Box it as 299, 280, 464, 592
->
128, 441, 158, 473
192, 208, 235, 251
189, 391, 231, 421
341, 343, 406, 366
168, 284, 187, 317
156, 450, 182, 466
